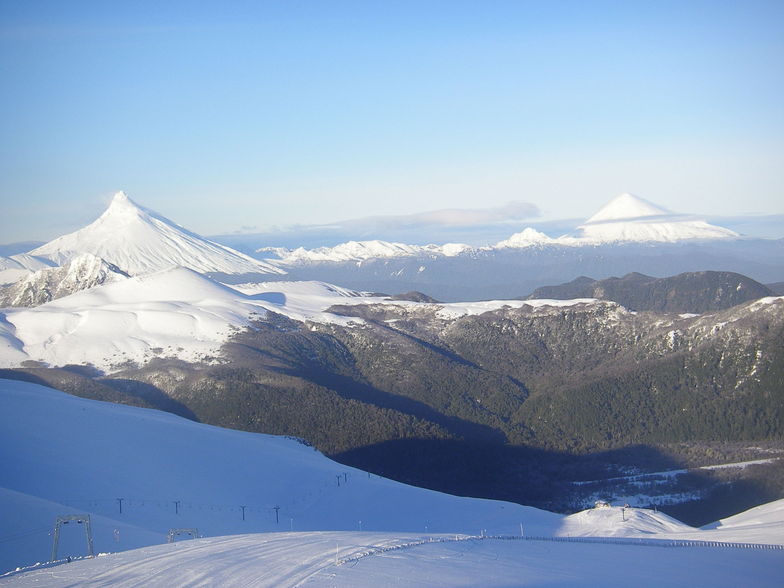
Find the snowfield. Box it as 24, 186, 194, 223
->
1, 379, 783, 586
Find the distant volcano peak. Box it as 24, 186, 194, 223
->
585, 193, 670, 224
29, 191, 284, 277
100, 190, 146, 221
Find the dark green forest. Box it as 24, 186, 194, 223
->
5, 293, 783, 525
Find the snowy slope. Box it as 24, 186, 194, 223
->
29, 192, 284, 276
0, 267, 266, 369
559, 505, 694, 537
0, 271, 382, 370
0, 270, 604, 371
0, 379, 562, 573
700, 499, 784, 544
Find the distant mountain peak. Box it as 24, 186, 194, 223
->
566, 193, 739, 243
585, 193, 670, 224
105, 190, 138, 211
95, 191, 149, 225
30, 191, 285, 277
111, 190, 131, 205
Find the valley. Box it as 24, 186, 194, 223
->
1, 191, 782, 582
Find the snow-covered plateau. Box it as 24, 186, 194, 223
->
1, 379, 782, 587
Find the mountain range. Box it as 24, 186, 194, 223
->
0, 190, 782, 548
252, 193, 782, 301
524, 271, 776, 313
2, 191, 781, 303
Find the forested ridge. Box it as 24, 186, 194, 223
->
5, 292, 783, 525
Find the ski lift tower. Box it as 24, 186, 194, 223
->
51, 514, 94, 562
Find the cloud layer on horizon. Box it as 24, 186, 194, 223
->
324, 201, 541, 232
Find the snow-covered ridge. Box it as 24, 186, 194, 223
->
0, 269, 383, 370
434, 297, 602, 319
0, 264, 618, 371
267, 193, 741, 264
266, 239, 473, 264
30, 191, 284, 276
0, 253, 128, 307
494, 227, 555, 248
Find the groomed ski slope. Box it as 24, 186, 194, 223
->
3, 531, 783, 587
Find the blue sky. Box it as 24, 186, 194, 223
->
1, 0, 782, 244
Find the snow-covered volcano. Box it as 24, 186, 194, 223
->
565, 193, 740, 243
30, 192, 284, 277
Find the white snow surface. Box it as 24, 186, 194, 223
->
702, 499, 784, 544
4, 532, 783, 588
494, 227, 555, 248
0, 268, 615, 371
433, 297, 602, 319
2, 379, 783, 586
29, 191, 283, 276
585, 192, 670, 223
569, 216, 740, 243
0, 267, 264, 369
0, 270, 385, 370
560, 506, 694, 538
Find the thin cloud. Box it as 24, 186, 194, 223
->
331, 201, 541, 232
212, 201, 542, 251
